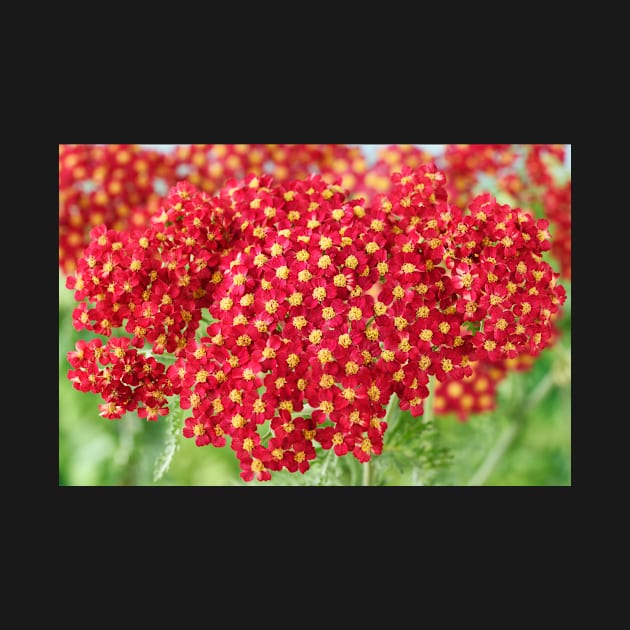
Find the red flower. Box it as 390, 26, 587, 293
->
98, 401, 126, 420
183, 416, 212, 446
137, 402, 169, 422
316, 426, 357, 457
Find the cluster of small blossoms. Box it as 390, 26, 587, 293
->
338, 145, 568, 421
443, 144, 571, 280
66, 181, 232, 354
67, 337, 176, 420
167, 173, 392, 481
66, 163, 566, 481
362, 165, 566, 419
65, 181, 236, 425
59, 144, 176, 274
413, 145, 570, 419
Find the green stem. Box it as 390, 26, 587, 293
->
362, 459, 371, 486
466, 422, 519, 486
113, 413, 141, 485
522, 372, 556, 412
362, 390, 402, 486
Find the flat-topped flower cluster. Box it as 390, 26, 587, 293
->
66, 163, 566, 481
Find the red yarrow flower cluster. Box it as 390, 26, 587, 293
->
412, 144, 571, 420
168, 173, 391, 481
66, 163, 566, 481
367, 164, 565, 416
443, 144, 571, 281
67, 337, 175, 420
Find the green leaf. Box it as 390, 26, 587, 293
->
153, 404, 184, 482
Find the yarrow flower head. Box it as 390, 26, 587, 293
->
66, 162, 566, 481
443, 144, 571, 281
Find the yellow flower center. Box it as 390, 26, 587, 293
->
313, 287, 327, 301
420, 329, 433, 342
